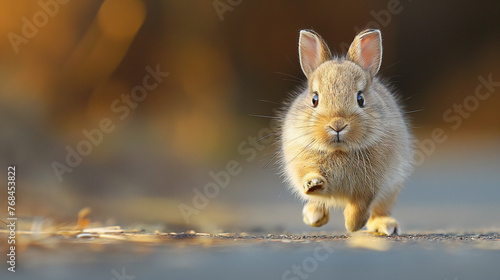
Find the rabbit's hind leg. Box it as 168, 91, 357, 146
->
366, 188, 401, 235
303, 201, 329, 227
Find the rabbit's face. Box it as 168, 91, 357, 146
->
292, 29, 386, 154
300, 60, 385, 153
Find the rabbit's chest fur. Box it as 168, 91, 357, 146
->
320, 148, 387, 198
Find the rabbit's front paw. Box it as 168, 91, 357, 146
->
303, 173, 326, 194
303, 202, 329, 227
366, 216, 399, 235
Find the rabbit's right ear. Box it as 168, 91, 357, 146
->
347, 29, 382, 76
299, 30, 332, 78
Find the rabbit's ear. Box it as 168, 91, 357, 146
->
347, 29, 382, 76
299, 30, 332, 78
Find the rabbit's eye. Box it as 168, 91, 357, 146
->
312, 92, 319, 107
357, 91, 365, 108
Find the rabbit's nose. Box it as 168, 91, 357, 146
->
327, 119, 348, 133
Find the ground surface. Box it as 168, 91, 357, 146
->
1, 145, 499, 280
1, 229, 500, 280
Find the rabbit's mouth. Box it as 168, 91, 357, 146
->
332, 135, 344, 143
325, 121, 350, 146
326, 139, 350, 152
328, 131, 347, 145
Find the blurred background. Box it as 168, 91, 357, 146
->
0, 0, 499, 234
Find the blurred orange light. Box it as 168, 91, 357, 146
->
97, 0, 146, 40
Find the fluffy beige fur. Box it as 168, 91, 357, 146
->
280, 29, 414, 235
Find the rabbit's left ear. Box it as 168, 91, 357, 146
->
299, 30, 332, 78
347, 29, 382, 76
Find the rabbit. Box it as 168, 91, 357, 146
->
279, 29, 414, 235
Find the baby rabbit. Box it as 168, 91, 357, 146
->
280, 29, 414, 235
